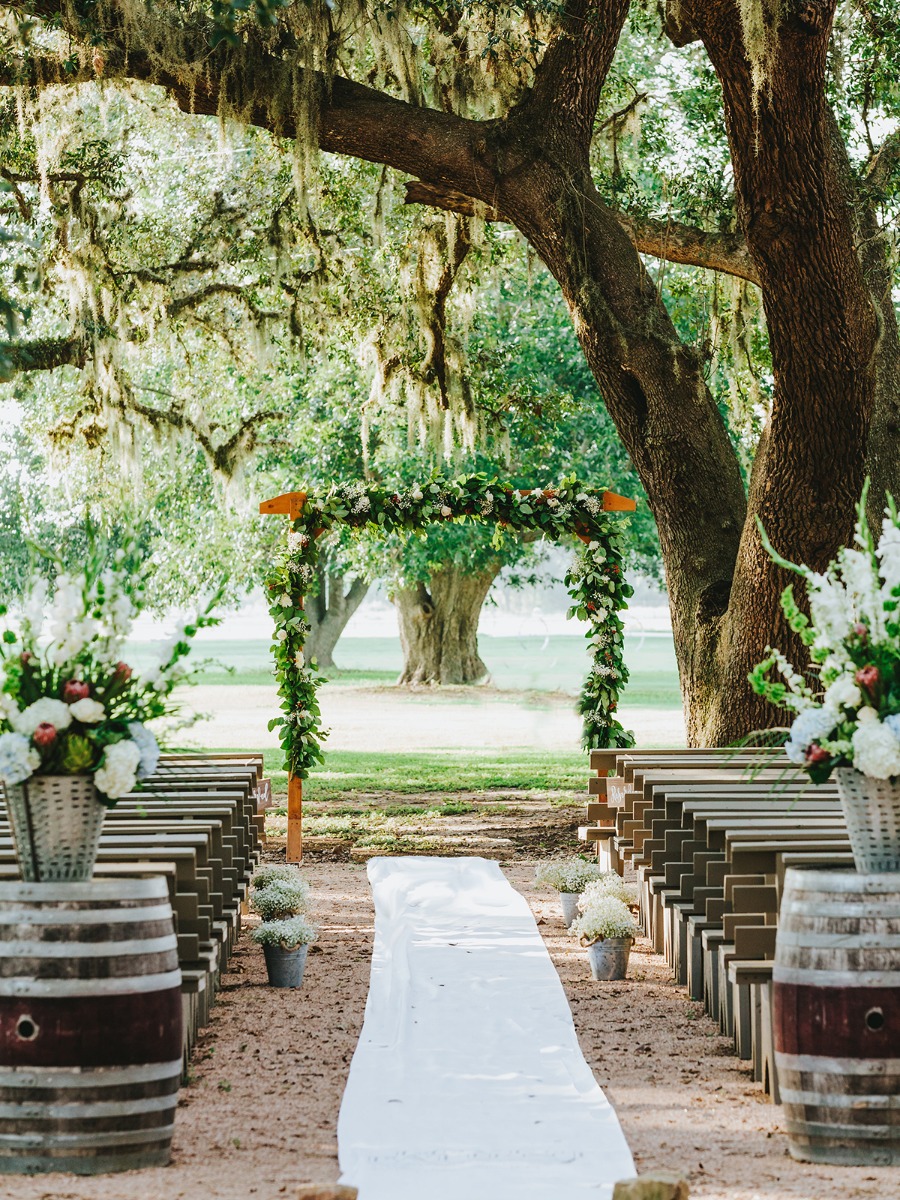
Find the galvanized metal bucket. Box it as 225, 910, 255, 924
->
263, 941, 310, 988
560, 891, 581, 928
587, 936, 632, 981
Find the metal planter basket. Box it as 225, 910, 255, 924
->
263, 942, 310, 988
587, 936, 632, 981
834, 768, 900, 873
560, 891, 581, 929
5, 775, 105, 881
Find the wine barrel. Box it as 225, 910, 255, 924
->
773, 868, 900, 1166
0, 876, 183, 1174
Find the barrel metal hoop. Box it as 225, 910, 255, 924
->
0, 1092, 179, 1121
0, 970, 183, 998
773, 965, 900, 988
779, 1087, 898, 1110
783, 1117, 896, 1141
0, 878, 169, 901
0, 1059, 183, 1089
776, 1051, 900, 1075
0, 1124, 176, 1149
0, 904, 174, 927
0, 934, 177, 958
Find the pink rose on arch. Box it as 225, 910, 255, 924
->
62, 680, 90, 703
32, 723, 58, 748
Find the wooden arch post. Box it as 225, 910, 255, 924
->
260, 491, 309, 863
260, 486, 636, 863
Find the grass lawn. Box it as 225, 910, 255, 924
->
205, 746, 590, 802
129, 633, 682, 706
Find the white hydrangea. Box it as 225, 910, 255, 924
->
824, 675, 862, 712
877, 517, 900, 594
784, 706, 838, 764
69, 697, 105, 724
12, 698, 73, 736
0, 732, 40, 785
94, 739, 142, 799
851, 719, 900, 780
128, 722, 160, 776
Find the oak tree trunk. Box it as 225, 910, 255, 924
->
394, 567, 497, 685
679, 1, 879, 743
305, 562, 369, 670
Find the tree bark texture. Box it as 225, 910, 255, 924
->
394, 568, 497, 685
679, 0, 880, 741
2, 0, 889, 745
304, 563, 369, 670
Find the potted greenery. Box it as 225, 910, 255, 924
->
0, 541, 217, 881
250, 865, 316, 987
751, 485, 900, 872
570, 892, 639, 981
534, 858, 609, 928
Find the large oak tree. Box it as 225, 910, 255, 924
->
1, 0, 895, 743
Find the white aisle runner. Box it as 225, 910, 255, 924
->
337, 856, 635, 1199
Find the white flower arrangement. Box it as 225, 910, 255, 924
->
752, 487, 900, 782
534, 858, 608, 894
250, 914, 318, 950
570, 894, 639, 945
251, 874, 311, 920
0, 539, 218, 803
251, 863, 304, 889
579, 873, 640, 909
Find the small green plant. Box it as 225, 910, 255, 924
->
251, 914, 318, 949
534, 857, 608, 894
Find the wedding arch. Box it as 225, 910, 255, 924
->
260, 475, 635, 860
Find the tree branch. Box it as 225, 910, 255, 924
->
616, 213, 760, 285
0, 335, 87, 373
404, 180, 501, 220
865, 128, 900, 194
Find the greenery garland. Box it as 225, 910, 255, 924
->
264, 474, 635, 778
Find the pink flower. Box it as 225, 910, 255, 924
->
855, 665, 881, 699
806, 743, 830, 765
853, 623, 868, 641
33, 723, 57, 748
62, 680, 90, 703
113, 662, 133, 683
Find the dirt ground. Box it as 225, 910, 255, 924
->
4, 856, 898, 1200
